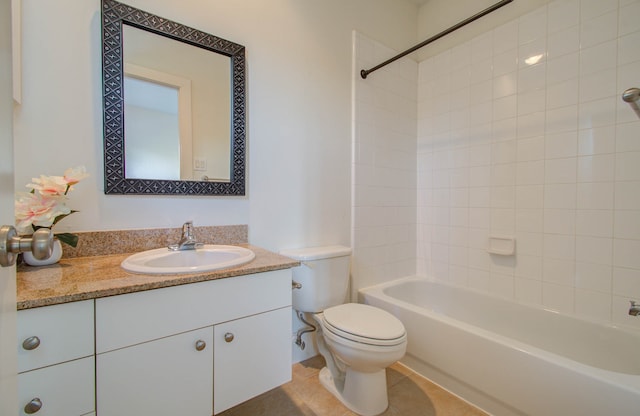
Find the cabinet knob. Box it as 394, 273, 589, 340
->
195, 340, 206, 351
24, 397, 42, 414
224, 332, 234, 343
22, 336, 41, 351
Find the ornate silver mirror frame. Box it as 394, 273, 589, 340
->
101, 0, 246, 195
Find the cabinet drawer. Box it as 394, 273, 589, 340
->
18, 356, 95, 416
96, 269, 292, 353
17, 300, 94, 373
214, 306, 292, 414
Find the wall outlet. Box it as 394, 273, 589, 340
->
193, 157, 207, 171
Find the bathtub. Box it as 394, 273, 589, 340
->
359, 276, 640, 416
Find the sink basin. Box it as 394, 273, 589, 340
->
121, 245, 255, 274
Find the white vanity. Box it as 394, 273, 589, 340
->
16, 245, 297, 416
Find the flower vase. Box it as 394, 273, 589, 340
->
23, 239, 63, 266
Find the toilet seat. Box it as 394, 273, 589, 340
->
321, 303, 406, 347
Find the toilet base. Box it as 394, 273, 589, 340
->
319, 366, 389, 416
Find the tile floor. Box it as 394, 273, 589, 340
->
219, 356, 488, 416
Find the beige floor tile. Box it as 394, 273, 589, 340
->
219, 356, 488, 416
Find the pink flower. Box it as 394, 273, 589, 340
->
27, 175, 68, 197
15, 192, 71, 233
63, 166, 89, 187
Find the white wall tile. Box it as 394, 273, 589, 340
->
544, 209, 576, 234
519, 38, 546, 69
581, 0, 618, 21
578, 125, 615, 155
545, 183, 577, 209
617, 61, 640, 97
579, 68, 617, 103
518, 7, 547, 44
613, 267, 640, 298
577, 182, 615, 209
515, 276, 542, 304
576, 261, 612, 292
412, 0, 640, 326
516, 231, 543, 256
617, 30, 640, 66
544, 130, 578, 159
613, 238, 640, 269
517, 136, 545, 161
544, 234, 576, 260
548, 26, 580, 59
517, 112, 546, 138
576, 209, 614, 237
614, 210, 640, 239
615, 152, 640, 181
545, 157, 577, 183
619, 1, 640, 36
547, 53, 579, 85
493, 73, 518, 99
576, 235, 613, 265
494, 48, 518, 77
516, 184, 544, 208
517, 209, 544, 232
494, 21, 518, 54
548, 0, 580, 34
577, 154, 615, 182
580, 40, 617, 76
517, 160, 545, 185
518, 64, 546, 93
575, 288, 612, 322
579, 97, 617, 129
547, 78, 579, 109
546, 105, 578, 133
543, 283, 575, 315
615, 181, 640, 209
580, 11, 618, 49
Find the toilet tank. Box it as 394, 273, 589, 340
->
280, 245, 351, 313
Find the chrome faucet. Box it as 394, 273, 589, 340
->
169, 221, 203, 251
630, 301, 640, 316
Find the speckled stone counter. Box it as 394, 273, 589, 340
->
17, 244, 299, 310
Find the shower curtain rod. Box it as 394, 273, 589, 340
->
360, 0, 514, 79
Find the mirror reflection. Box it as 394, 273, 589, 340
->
123, 24, 231, 182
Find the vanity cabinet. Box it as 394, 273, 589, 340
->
16, 300, 95, 416
95, 269, 293, 416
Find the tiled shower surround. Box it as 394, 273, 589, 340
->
354, 0, 640, 330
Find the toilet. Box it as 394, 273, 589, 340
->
281, 246, 407, 416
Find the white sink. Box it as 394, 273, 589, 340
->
121, 245, 255, 274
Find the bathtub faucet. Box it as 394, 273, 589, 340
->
629, 301, 640, 316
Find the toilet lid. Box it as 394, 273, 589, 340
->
322, 303, 406, 346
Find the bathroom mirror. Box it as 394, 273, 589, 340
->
102, 0, 246, 195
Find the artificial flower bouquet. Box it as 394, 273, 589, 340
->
15, 166, 89, 247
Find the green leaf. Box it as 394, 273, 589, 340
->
56, 232, 79, 248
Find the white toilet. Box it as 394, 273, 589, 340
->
281, 246, 407, 416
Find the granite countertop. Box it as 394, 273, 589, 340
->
17, 244, 299, 310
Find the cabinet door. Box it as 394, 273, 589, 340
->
18, 356, 94, 416
214, 307, 292, 414
97, 327, 213, 416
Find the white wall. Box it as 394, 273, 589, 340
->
14, 0, 418, 253
417, 0, 640, 330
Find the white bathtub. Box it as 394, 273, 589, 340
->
360, 276, 640, 416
